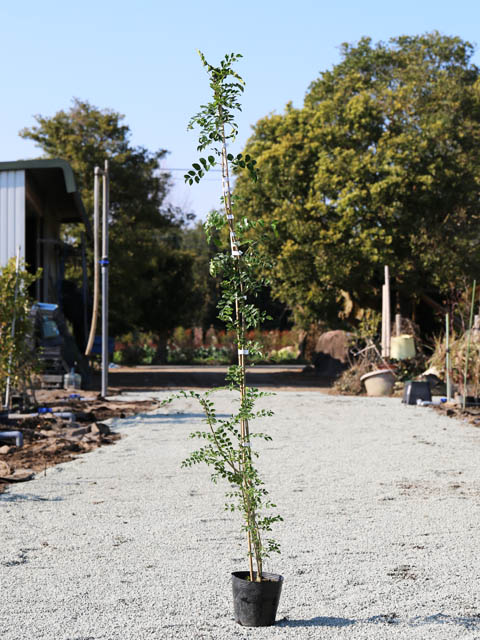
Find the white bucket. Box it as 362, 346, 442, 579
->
390, 335, 415, 360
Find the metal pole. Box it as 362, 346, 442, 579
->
101, 160, 109, 398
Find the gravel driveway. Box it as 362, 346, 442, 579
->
2, 390, 480, 640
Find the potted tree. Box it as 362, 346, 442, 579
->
164, 52, 283, 627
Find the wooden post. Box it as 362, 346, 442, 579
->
395, 313, 401, 337
446, 313, 451, 402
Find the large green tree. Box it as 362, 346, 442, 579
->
234, 33, 480, 327
21, 99, 198, 347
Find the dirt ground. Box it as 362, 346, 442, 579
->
99, 363, 334, 391
0, 388, 158, 494
433, 401, 480, 426
0, 364, 332, 494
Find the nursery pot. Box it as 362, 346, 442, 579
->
232, 571, 283, 627
360, 369, 395, 396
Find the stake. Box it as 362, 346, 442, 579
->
463, 280, 476, 410
219, 109, 258, 582
446, 313, 451, 402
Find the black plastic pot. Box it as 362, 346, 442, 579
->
231, 571, 283, 627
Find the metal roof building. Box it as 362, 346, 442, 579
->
0, 158, 88, 303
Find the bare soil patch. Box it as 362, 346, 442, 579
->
0, 389, 157, 494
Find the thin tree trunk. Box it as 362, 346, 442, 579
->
219, 107, 261, 581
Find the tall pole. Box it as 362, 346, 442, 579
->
101, 160, 109, 398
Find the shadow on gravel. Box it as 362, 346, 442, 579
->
278, 612, 480, 630
278, 616, 355, 628
138, 413, 232, 421
408, 613, 480, 629
0, 492, 64, 503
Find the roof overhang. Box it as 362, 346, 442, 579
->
0, 158, 89, 230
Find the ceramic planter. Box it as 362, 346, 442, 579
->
360, 369, 395, 396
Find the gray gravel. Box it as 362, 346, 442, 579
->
2, 390, 480, 640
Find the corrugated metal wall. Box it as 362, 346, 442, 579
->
0, 170, 25, 267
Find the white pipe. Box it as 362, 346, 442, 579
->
85, 167, 101, 356
0, 430, 23, 448
384, 266, 391, 358
381, 284, 386, 357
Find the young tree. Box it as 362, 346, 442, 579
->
234, 33, 480, 327
0, 258, 40, 402
168, 52, 283, 585
20, 99, 198, 350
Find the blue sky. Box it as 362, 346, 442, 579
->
2, 0, 480, 220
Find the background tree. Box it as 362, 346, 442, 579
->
21, 99, 198, 355
234, 33, 480, 330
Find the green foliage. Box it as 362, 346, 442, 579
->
234, 33, 480, 327
0, 258, 40, 401
20, 98, 197, 343
166, 52, 282, 580
167, 387, 282, 561
185, 52, 257, 184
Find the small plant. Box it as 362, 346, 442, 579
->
428, 329, 480, 399
164, 52, 282, 591
0, 257, 40, 404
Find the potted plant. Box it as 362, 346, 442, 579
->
164, 52, 283, 627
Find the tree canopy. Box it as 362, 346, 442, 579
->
21, 99, 198, 342
234, 33, 480, 327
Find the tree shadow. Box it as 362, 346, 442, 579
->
138, 412, 232, 421
0, 492, 64, 503
277, 616, 355, 628
408, 613, 480, 630
277, 612, 480, 630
